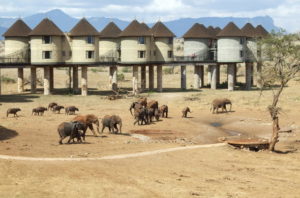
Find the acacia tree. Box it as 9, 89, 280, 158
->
259, 31, 300, 151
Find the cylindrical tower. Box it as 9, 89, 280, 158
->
183, 23, 214, 61
69, 18, 99, 64
217, 22, 245, 63
241, 23, 258, 62
29, 18, 64, 65
119, 20, 152, 64
3, 19, 31, 62
151, 21, 176, 62
99, 22, 122, 62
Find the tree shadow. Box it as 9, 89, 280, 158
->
0, 125, 18, 141
0, 93, 40, 103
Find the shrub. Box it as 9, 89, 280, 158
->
117, 73, 125, 81
121, 67, 131, 73
163, 67, 174, 75
1, 76, 16, 83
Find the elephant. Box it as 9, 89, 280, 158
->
159, 105, 168, 118
72, 114, 100, 140
129, 102, 143, 116
65, 106, 79, 115
137, 97, 147, 107
147, 100, 159, 110
182, 107, 191, 118
48, 102, 58, 110
52, 105, 64, 114
57, 121, 85, 144
32, 107, 47, 116
101, 115, 122, 134
7, 108, 21, 117
134, 107, 148, 125
146, 107, 160, 123
211, 98, 232, 114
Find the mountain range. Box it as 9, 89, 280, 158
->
0, 9, 279, 39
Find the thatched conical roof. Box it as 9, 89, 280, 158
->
151, 21, 175, 37
99, 22, 122, 38
29, 18, 64, 36
255, 25, 269, 38
183, 23, 212, 39
3, 19, 31, 37
69, 18, 98, 36
241, 23, 257, 38
119, 20, 152, 37
217, 22, 244, 37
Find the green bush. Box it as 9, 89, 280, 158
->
117, 73, 125, 81
163, 67, 174, 75
1, 76, 16, 83
90, 68, 104, 73
121, 67, 131, 73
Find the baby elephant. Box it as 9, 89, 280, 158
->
57, 121, 85, 144
160, 105, 168, 118
211, 98, 232, 114
52, 105, 64, 114
7, 108, 21, 117
48, 102, 58, 111
101, 115, 122, 134
32, 107, 47, 116
182, 107, 191, 118
65, 106, 79, 115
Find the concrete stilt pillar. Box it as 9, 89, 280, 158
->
141, 66, 146, 91
109, 66, 118, 92
207, 65, 212, 85
30, 67, 36, 93
149, 66, 154, 90
216, 64, 220, 85
210, 65, 217, 90
157, 65, 163, 92
17, 68, 24, 93
43, 66, 50, 95
193, 65, 200, 89
181, 65, 186, 90
132, 66, 139, 95
256, 62, 263, 89
228, 64, 235, 91
81, 66, 88, 96
0, 69, 1, 95
233, 64, 237, 85
73, 66, 79, 93
49, 67, 54, 91
246, 62, 253, 90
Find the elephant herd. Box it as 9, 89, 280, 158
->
5, 97, 232, 145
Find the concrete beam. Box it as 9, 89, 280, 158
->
157, 65, 163, 92
43, 66, 50, 95
210, 65, 217, 90
81, 66, 88, 96
149, 66, 154, 90
132, 66, 139, 95
30, 67, 36, 93
141, 66, 146, 91
227, 64, 235, 91
181, 65, 186, 90
17, 68, 24, 93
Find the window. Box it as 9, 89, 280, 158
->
42, 51, 52, 59
42, 36, 52, 44
86, 36, 95, 44
240, 50, 244, 58
168, 37, 173, 44
168, 51, 173, 58
86, 51, 95, 59
138, 37, 145, 44
240, 38, 244, 45
138, 51, 146, 58
62, 51, 66, 57
153, 50, 156, 56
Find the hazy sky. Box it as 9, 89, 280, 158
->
0, 0, 299, 32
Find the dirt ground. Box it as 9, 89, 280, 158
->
1, 68, 300, 197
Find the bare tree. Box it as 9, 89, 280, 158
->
259, 30, 300, 151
